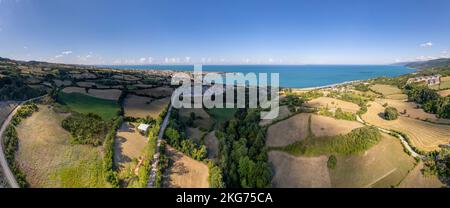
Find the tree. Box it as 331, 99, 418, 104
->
208, 163, 225, 188
327, 155, 337, 169
423, 147, 450, 186
164, 127, 181, 147
384, 107, 399, 120
216, 109, 273, 188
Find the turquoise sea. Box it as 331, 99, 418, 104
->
104, 65, 415, 88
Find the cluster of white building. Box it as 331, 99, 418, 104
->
407, 74, 441, 86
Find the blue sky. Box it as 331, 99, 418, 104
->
0, 0, 449, 65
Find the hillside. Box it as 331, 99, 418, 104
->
404, 58, 450, 69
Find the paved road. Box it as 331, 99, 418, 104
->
0, 104, 21, 188
356, 115, 422, 159
147, 104, 172, 188
0, 96, 44, 188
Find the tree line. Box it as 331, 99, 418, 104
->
164, 108, 207, 161
0, 76, 44, 101
423, 147, 450, 186
405, 84, 450, 119
278, 126, 382, 156
102, 116, 123, 187
215, 109, 272, 188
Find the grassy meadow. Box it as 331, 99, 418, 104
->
16, 105, 110, 188
58, 92, 119, 121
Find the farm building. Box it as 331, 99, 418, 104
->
137, 123, 150, 134
407, 75, 441, 85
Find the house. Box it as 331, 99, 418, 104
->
407, 75, 441, 86
137, 123, 150, 134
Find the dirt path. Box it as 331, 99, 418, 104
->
356, 115, 422, 159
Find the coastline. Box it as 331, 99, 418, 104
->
101, 64, 416, 90
288, 79, 363, 91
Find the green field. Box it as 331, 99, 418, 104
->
206, 107, 238, 124
369, 84, 402, 95
440, 80, 450, 89
58, 92, 119, 121
51, 150, 111, 188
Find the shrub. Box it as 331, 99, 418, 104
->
327, 155, 337, 170
279, 126, 382, 156
103, 116, 123, 187
422, 147, 450, 185
208, 162, 225, 188
11, 103, 38, 126
354, 84, 370, 92
384, 107, 399, 120
61, 113, 109, 146
334, 108, 357, 121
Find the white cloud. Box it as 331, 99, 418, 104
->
415, 55, 436, 61
62, 50, 73, 55
148, 57, 153, 63
23, 46, 28, 49
420, 42, 433, 48
185, 57, 191, 63
440, 50, 449, 58
139, 57, 146, 63
54, 54, 63, 58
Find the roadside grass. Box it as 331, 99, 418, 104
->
58, 92, 119, 121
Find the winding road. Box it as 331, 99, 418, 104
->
0, 104, 21, 188
356, 115, 423, 159
0, 96, 44, 188
147, 104, 172, 188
